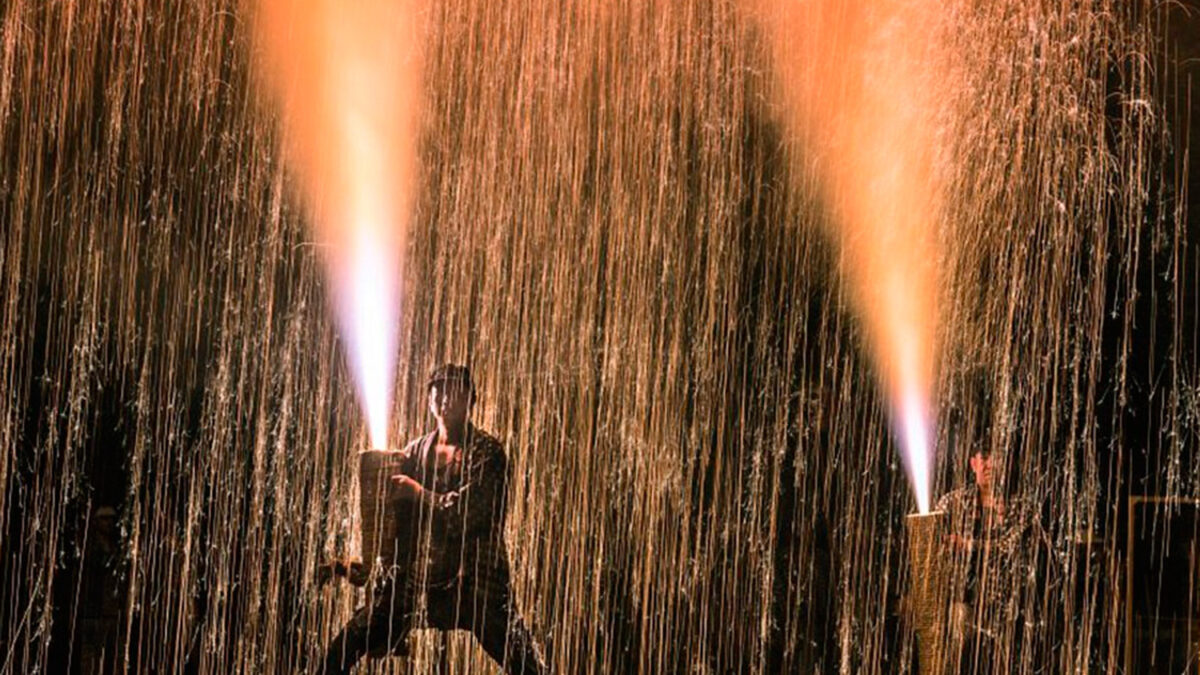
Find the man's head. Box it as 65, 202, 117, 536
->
427, 364, 475, 428
93, 505, 118, 540
968, 448, 993, 490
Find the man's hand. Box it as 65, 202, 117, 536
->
317, 557, 368, 587
947, 534, 993, 556
948, 533, 974, 554
390, 475, 425, 502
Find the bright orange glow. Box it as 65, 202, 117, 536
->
256, 0, 423, 449
763, 0, 944, 512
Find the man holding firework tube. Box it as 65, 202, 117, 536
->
319, 364, 546, 675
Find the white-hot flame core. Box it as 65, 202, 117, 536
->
338, 229, 399, 450
899, 385, 932, 514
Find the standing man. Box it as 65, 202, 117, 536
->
320, 364, 547, 675
937, 446, 1040, 673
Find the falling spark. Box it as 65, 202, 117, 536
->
762, 0, 944, 512
256, 0, 422, 449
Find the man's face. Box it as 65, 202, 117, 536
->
429, 381, 471, 427
969, 451, 993, 488
95, 514, 116, 538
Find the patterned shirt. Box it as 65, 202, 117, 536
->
935, 485, 1036, 611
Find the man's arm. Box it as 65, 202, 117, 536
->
936, 489, 976, 553
436, 448, 507, 538
317, 557, 369, 587
394, 437, 424, 477
391, 445, 507, 538
317, 437, 425, 589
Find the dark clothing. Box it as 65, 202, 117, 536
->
398, 426, 512, 590
321, 575, 544, 675
78, 523, 124, 675
321, 425, 546, 675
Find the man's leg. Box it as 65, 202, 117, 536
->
320, 583, 414, 675
464, 592, 547, 675
425, 570, 547, 675
320, 605, 372, 675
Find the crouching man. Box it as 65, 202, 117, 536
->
320, 364, 547, 675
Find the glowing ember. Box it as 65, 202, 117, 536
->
762, 0, 945, 512
256, 0, 423, 449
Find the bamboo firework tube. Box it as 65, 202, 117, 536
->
907, 511, 948, 674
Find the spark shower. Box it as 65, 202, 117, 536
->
0, 0, 1195, 673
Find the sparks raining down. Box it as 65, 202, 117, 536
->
1, 0, 1197, 673
256, 0, 422, 449
763, 0, 944, 513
